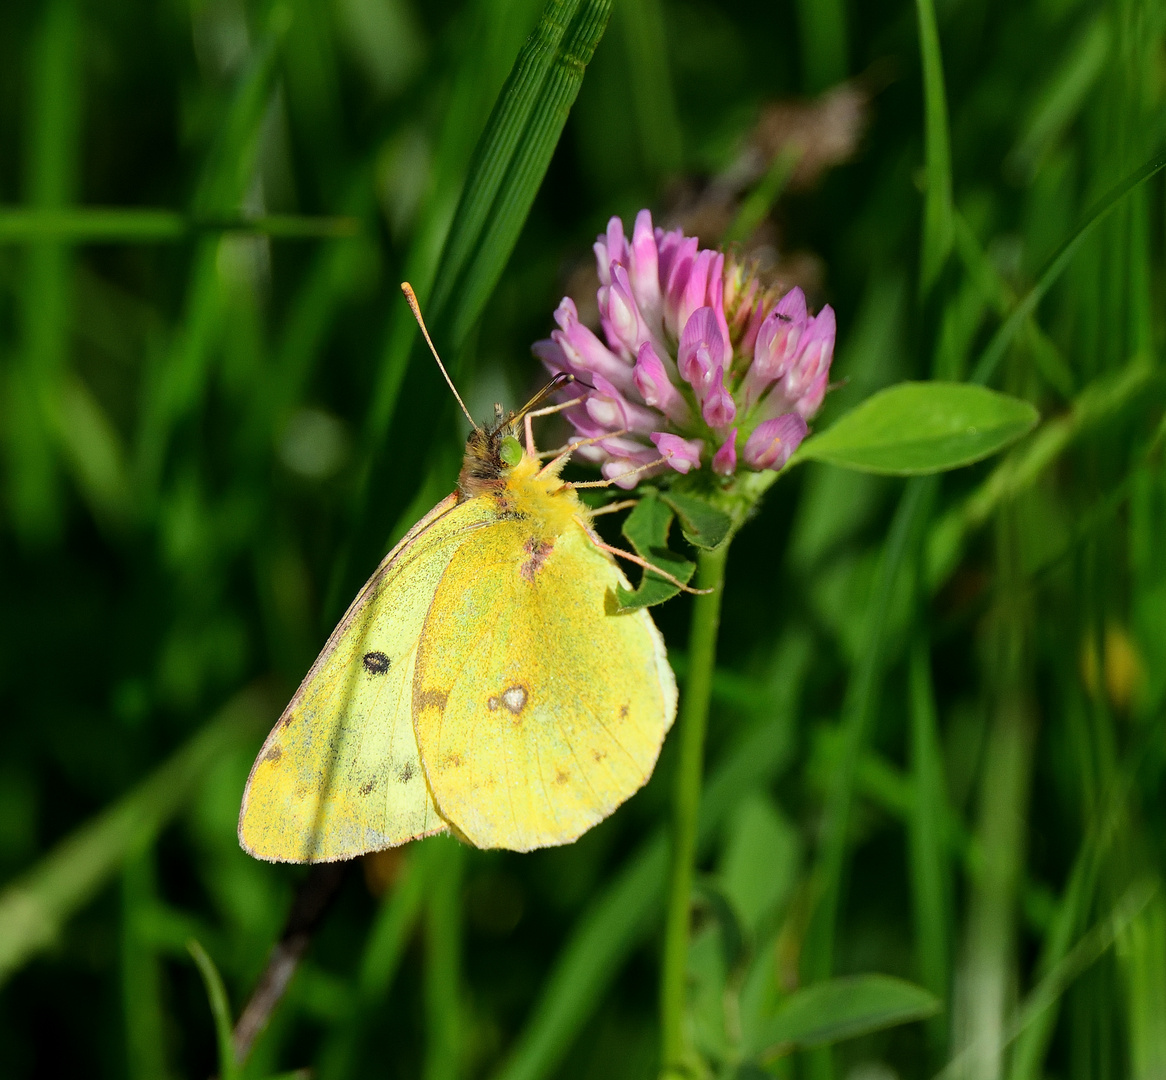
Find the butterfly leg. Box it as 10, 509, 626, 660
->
571, 457, 668, 489
523, 395, 592, 458
573, 515, 712, 595
536, 428, 631, 470
586, 499, 638, 518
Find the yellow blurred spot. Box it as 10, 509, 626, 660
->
1081, 624, 1144, 712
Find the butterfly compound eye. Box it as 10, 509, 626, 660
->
499, 435, 523, 467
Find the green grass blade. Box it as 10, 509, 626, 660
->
1005, 16, 1110, 182
812, 737, 1056, 934
122, 849, 170, 1080
426, 0, 585, 327
1008, 833, 1100, 1080
0, 688, 270, 986
188, 938, 241, 1080
193, 8, 291, 217
214, 214, 358, 238
8, 0, 82, 542
26, 0, 80, 212
925, 356, 1158, 589
954, 500, 1036, 1080
618, 0, 682, 177
796, 0, 848, 93
491, 836, 668, 1080
970, 147, 1166, 386
915, 0, 953, 292
1118, 892, 1166, 1080
803, 478, 936, 984
135, 11, 288, 495
53, 373, 134, 530
724, 147, 801, 246
951, 214, 1076, 397
424, 838, 464, 1080
443, 0, 614, 348
319, 849, 430, 1080
266, 181, 376, 430
0, 209, 356, 243
362, 0, 545, 453
937, 882, 1158, 1080
908, 636, 952, 1053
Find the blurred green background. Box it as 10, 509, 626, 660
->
2, 0, 1166, 1077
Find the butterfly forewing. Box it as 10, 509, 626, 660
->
413, 518, 678, 851
238, 495, 494, 862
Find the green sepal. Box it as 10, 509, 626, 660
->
660, 490, 733, 550
614, 496, 695, 611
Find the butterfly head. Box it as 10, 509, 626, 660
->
457, 418, 526, 499
456, 373, 576, 500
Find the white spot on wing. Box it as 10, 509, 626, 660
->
501, 685, 528, 715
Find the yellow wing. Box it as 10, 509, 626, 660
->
413, 517, 678, 851
238, 494, 493, 862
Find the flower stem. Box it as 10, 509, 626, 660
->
659, 539, 730, 1078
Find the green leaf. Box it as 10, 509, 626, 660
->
659, 491, 732, 550
718, 793, 799, 937
745, 975, 940, 1059
795, 382, 1038, 475
615, 496, 694, 610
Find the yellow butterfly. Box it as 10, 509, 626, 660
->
238, 284, 680, 859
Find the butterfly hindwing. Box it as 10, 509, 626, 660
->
238, 494, 493, 862
413, 517, 678, 851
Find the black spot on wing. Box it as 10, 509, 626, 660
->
363, 651, 391, 675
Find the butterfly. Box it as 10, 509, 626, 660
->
238, 284, 684, 859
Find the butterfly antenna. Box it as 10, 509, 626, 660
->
512, 372, 576, 425
401, 282, 479, 431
